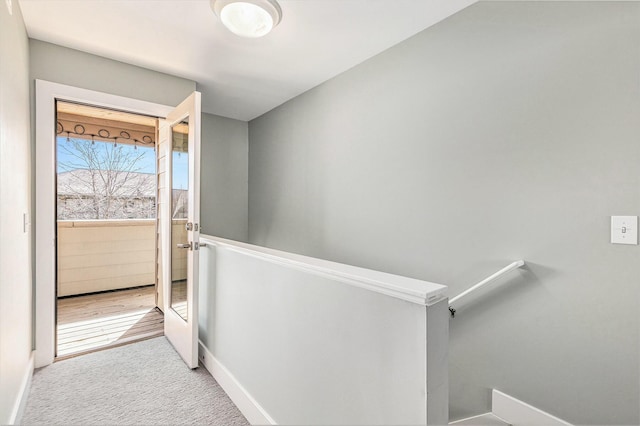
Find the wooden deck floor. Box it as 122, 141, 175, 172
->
57, 286, 164, 359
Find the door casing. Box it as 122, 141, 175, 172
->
35, 80, 174, 368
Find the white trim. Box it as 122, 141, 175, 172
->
449, 412, 509, 425
9, 352, 35, 425
198, 341, 275, 425
492, 389, 572, 426
35, 80, 174, 368
199, 235, 447, 306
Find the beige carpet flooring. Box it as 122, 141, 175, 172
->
22, 337, 248, 425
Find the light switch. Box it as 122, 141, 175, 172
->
23, 212, 30, 234
611, 216, 638, 245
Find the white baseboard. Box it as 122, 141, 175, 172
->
492, 389, 572, 426
450, 412, 510, 425
9, 351, 35, 425
198, 341, 275, 425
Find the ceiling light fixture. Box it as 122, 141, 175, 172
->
211, 0, 282, 38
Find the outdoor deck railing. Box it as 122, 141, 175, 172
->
57, 219, 186, 296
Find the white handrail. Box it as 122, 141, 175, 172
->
449, 260, 525, 317
199, 235, 448, 306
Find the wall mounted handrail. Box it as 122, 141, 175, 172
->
449, 260, 525, 317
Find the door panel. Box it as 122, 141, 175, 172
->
160, 92, 201, 368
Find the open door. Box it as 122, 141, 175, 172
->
159, 92, 201, 368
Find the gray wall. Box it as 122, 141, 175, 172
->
248, 2, 639, 424
200, 113, 248, 242
198, 113, 248, 358
29, 39, 196, 107
0, 0, 33, 423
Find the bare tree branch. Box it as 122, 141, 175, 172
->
57, 138, 156, 220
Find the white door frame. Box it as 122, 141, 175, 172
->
35, 80, 174, 368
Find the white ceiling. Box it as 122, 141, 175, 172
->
19, 0, 477, 121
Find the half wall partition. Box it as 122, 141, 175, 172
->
198, 235, 449, 425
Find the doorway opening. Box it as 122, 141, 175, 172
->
55, 101, 164, 359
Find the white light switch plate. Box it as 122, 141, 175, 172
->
23, 212, 30, 233
611, 216, 637, 245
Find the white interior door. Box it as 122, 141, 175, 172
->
160, 92, 201, 368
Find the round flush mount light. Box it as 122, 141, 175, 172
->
211, 0, 282, 38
